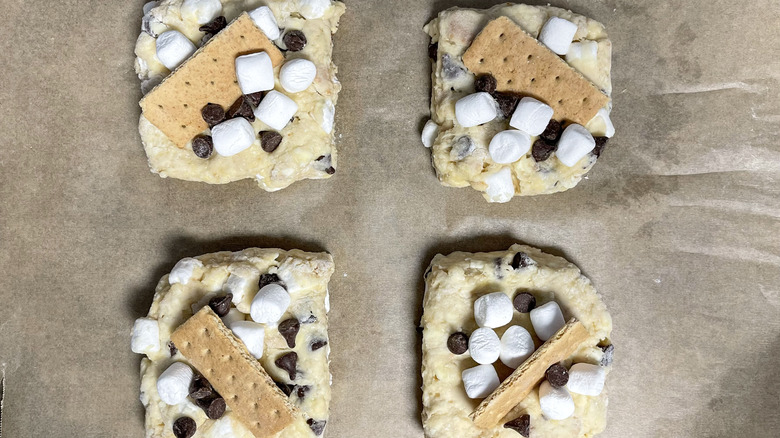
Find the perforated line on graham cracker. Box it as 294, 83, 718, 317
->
462, 16, 608, 125
140, 13, 284, 148
171, 307, 298, 437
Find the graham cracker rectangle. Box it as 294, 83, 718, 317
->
171, 307, 298, 437
140, 13, 284, 148
470, 318, 590, 428
462, 16, 608, 125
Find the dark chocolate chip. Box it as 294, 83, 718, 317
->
600, 344, 614, 366
546, 363, 569, 387
189, 375, 214, 400
452, 136, 475, 160
275, 352, 298, 380
307, 419, 326, 436
296, 385, 311, 399
172, 417, 196, 438
168, 341, 178, 357
325, 166, 336, 175
532, 139, 557, 162
246, 91, 264, 107
593, 136, 609, 157
197, 396, 226, 419
208, 293, 233, 317
504, 414, 530, 437
283, 30, 307, 51
226, 96, 255, 122
259, 273, 283, 289
301, 313, 318, 324
513, 292, 536, 313
260, 131, 283, 153
201, 103, 225, 127
275, 381, 294, 396
278, 318, 300, 348
511, 252, 532, 270
428, 42, 438, 60
447, 332, 469, 355
540, 119, 563, 142
492, 92, 519, 118
441, 54, 467, 80
474, 74, 497, 94
192, 135, 214, 159
199, 16, 226, 35
310, 339, 328, 351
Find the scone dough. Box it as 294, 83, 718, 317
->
139, 248, 334, 437
421, 245, 613, 437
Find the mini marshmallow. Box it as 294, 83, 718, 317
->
538, 16, 578, 56
131, 318, 160, 355
530, 301, 566, 341
499, 325, 535, 368
298, 0, 331, 19
509, 97, 555, 136
280, 58, 317, 93
181, 0, 222, 25
248, 6, 281, 40
566, 40, 598, 63
235, 52, 275, 95
567, 363, 606, 396
421, 120, 439, 148
222, 308, 246, 327
169, 257, 202, 285
229, 320, 265, 359
556, 123, 595, 167
250, 283, 290, 324
254, 90, 299, 131
589, 108, 615, 138
539, 380, 575, 420
474, 292, 514, 328
484, 168, 515, 203
462, 364, 500, 399
224, 269, 256, 306
455, 92, 498, 127
468, 327, 501, 365
156, 362, 194, 405
321, 100, 335, 134
155, 31, 196, 71
489, 130, 531, 164
212, 117, 256, 157
204, 416, 237, 437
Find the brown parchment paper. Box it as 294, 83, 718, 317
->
1, 1, 779, 437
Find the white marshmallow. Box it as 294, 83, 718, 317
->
468, 327, 501, 365
325, 289, 331, 312
538, 17, 578, 55
488, 130, 531, 164
155, 31, 196, 71
248, 6, 281, 40
421, 120, 439, 148
566, 40, 598, 63
254, 91, 299, 131
455, 92, 498, 127
224, 270, 255, 305
567, 363, 606, 396
280, 58, 317, 93
297, 0, 331, 19
462, 364, 500, 399
250, 283, 290, 324
235, 52, 275, 95
509, 97, 554, 136
212, 117, 256, 157
556, 123, 595, 167
321, 100, 335, 134
499, 325, 535, 368
181, 0, 222, 25
156, 362, 194, 405
222, 308, 246, 327
229, 321, 265, 359
484, 168, 515, 203
474, 292, 514, 328
530, 301, 566, 341
169, 257, 202, 285
539, 380, 575, 420
130, 318, 160, 355
590, 108, 615, 138
203, 416, 237, 437
143, 1, 159, 14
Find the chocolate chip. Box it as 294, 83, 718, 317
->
259, 273, 284, 289
540, 119, 562, 142
428, 42, 438, 60
260, 131, 283, 153
199, 16, 226, 35
278, 318, 300, 348
546, 363, 569, 387
532, 139, 557, 162
275, 352, 298, 380
600, 344, 614, 366
441, 54, 467, 80
296, 385, 311, 399
275, 381, 294, 396
474, 74, 497, 94
504, 414, 530, 437
307, 419, 326, 436
283, 30, 307, 51
201, 103, 225, 127
513, 292, 536, 313
192, 135, 214, 159
226, 96, 255, 122
492, 92, 519, 118
189, 375, 214, 400
452, 136, 475, 160
511, 252, 532, 269
301, 313, 317, 324
447, 332, 469, 354
172, 417, 196, 438
208, 293, 232, 317
197, 396, 226, 419
310, 339, 328, 351
246, 91, 264, 107
168, 341, 178, 357
593, 136, 609, 157
325, 166, 336, 175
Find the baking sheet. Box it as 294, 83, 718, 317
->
1, 0, 779, 436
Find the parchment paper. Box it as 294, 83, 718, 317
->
1, 1, 779, 436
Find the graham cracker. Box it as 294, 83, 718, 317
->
462, 16, 608, 125
140, 13, 284, 148
470, 318, 590, 428
171, 307, 298, 437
